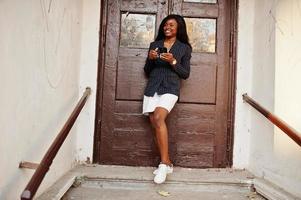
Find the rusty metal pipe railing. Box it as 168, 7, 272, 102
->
243, 93, 301, 147
20, 87, 91, 200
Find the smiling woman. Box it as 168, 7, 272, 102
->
142, 14, 192, 184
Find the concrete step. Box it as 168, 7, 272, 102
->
62, 185, 263, 200
37, 165, 266, 200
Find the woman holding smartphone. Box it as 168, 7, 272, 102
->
143, 14, 192, 184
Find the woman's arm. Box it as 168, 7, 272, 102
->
171, 45, 192, 79
144, 43, 157, 76
144, 58, 154, 76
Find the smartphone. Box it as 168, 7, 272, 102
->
158, 47, 167, 54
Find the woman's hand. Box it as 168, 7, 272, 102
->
160, 53, 175, 65
148, 48, 159, 60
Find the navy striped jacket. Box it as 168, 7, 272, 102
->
144, 39, 192, 97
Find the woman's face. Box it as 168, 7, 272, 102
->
163, 19, 178, 38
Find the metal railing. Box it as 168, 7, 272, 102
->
243, 93, 301, 147
20, 87, 91, 200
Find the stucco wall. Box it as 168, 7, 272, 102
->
247, 0, 276, 188
233, 0, 255, 168
273, 0, 301, 196
76, 0, 100, 163
237, 0, 301, 197
0, 0, 83, 199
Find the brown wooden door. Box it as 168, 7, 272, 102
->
95, 0, 234, 168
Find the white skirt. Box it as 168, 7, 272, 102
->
142, 92, 178, 115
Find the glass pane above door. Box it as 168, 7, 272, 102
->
120, 13, 156, 48
185, 18, 216, 53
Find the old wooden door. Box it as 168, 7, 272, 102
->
95, 0, 234, 168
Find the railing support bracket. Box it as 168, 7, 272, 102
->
19, 162, 39, 170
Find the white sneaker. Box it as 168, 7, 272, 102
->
154, 163, 173, 184
153, 164, 173, 175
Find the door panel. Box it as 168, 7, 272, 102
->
182, 3, 218, 17
121, 0, 159, 13
97, 0, 232, 168
116, 48, 148, 100
180, 54, 217, 103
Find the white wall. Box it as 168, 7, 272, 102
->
76, 0, 101, 163
273, 0, 301, 196
247, 0, 276, 186
234, 0, 301, 197
233, 0, 255, 168
0, 0, 83, 199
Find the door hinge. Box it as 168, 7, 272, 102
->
226, 119, 232, 152
229, 31, 234, 57
97, 119, 102, 128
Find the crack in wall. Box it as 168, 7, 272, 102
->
48, 0, 54, 13
40, 0, 71, 89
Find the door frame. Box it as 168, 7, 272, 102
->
93, 0, 239, 167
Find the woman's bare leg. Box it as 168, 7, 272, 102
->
150, 107, 171, 165
149, 113, 161, 154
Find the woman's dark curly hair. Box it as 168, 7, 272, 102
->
155, 14, 191, 48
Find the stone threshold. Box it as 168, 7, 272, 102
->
36, 164, 299, 200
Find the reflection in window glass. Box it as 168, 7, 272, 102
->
120, 13, 156, 48
185, 18, 216, 53
184, 0, 217, 3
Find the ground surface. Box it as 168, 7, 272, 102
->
60, 165, 266, 200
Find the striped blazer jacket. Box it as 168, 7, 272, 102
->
144, 39, 192, 97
